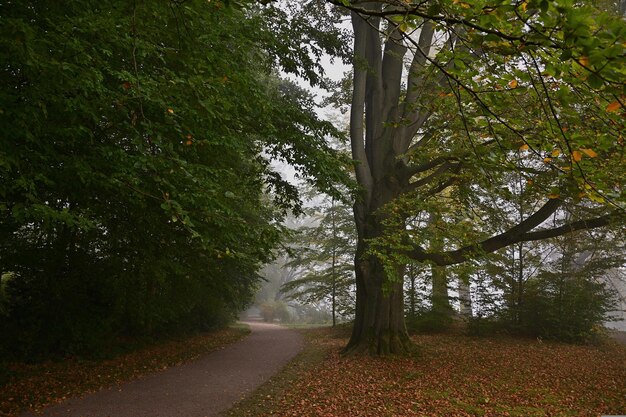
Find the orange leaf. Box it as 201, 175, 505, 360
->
572, 150, 583, 161
551, 149, 561, 157
606, 101, 621, 112
519, 144, 530, 151
578, 56, 589, 67
580, 148, 598, 158
508, 79, 518, 88
548, 193, 560, 199
167, 108, 174, 114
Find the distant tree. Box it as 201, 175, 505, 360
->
282, 195, 356, 326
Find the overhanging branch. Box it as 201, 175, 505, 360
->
408, 208, 621, 266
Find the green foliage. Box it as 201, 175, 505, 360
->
519, 273, 617, 342
350, 0, 625, 272
281, 195, 356, 323
406, 311, 455, 334
0, 1, 349, 359
468, 227, 624, 342
259, 300, 292, 323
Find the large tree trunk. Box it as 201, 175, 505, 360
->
344, 214, 411, 355
344, 6, 434, 355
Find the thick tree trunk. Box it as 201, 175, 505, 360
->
344, 225, 411, 355
344, 6, 425, 355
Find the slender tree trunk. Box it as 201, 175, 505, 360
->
409, 263, 417, 318
431, 265, 450, 316
430, 213, 451, 317
516, 242, 524, 326
331, 197, 337, 327
458, 273, 472, 317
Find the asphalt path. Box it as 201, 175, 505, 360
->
22, 321, 303, 417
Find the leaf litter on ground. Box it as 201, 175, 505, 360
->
0, 325, 249, 417
243, 327, 626, 417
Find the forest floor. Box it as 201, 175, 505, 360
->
6, 321, 302, 417
1, 325, 253, 417
3, 324, 624, 417
228, 325, 626, 417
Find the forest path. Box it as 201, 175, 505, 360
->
22, 321, 303, 417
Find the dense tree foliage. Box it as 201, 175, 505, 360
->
0, 1, 349, 359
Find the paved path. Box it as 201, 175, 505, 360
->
23, 322, 302, 417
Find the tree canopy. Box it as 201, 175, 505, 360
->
328, 0, 625, 354
0, 0, 349, 358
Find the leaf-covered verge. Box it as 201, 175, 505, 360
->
0, 325, 249, 417
232, 326, 626, 417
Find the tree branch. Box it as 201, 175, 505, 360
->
350, 11, 373, 206
408, 205, 622, 266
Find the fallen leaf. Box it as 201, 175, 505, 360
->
606, 101, 621, 112
580, 148, 598, 158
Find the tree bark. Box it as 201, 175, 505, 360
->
345, 7, 432, 355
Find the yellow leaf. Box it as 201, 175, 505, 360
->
551, 149, 561, 157
519, 144, 530, 151
578, 56, 589, 67
548, 193, 560, 199
572, 150, 583, 161
606, 101, 621, 112
521, 1, 527, 11
167, 108, 174, 114
580, 148, 598, 158
589, 193, 605, 204
508, 79, 518, 88
543, 157, 552, 163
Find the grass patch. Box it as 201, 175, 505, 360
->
228, 327, 626, 417
0, 324, 250, 417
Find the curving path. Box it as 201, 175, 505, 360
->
22, 321, 302, 417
